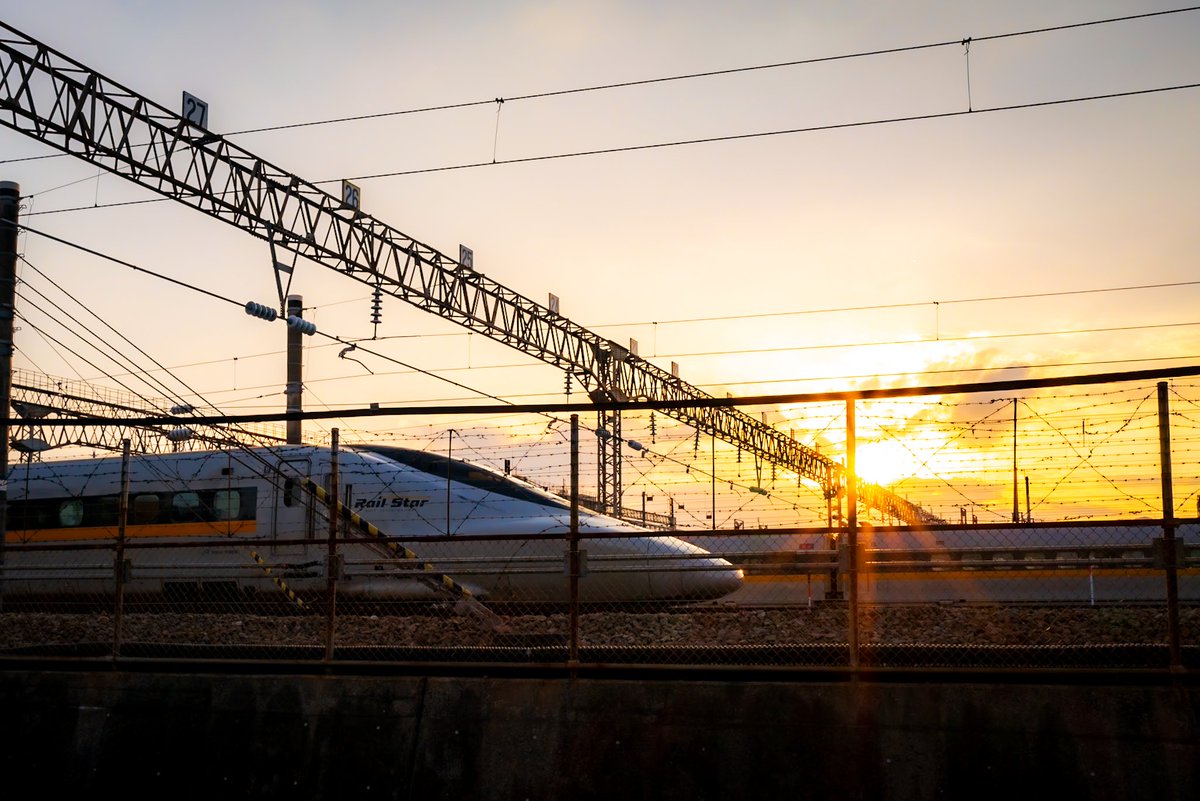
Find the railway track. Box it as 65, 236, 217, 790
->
1, 603, 1195, 669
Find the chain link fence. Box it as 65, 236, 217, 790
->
1, 374, 1197, 670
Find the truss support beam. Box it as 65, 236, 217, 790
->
10, 370, 287, 456
0, 21, 941, 525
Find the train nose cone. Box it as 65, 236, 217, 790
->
716, 565, 745, 596
691, 560, 744, 600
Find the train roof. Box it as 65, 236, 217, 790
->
353, 444, 570, 511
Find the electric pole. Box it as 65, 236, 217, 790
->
0, 181, 20, 589
285, 294, 303, 444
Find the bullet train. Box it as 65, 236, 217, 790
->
0, 444, 744, 606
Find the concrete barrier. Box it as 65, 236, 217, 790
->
0, 668, 1197, 799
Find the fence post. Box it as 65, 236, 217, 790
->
1156, 382, 1181, 668
569, 414, 580, 665
324, 428, 339, 663
845, 399, 860, 670
112, 438, 130, 657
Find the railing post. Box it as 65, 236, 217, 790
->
112, 438, 130, 657
324, 428, 339, 663
569, 414, 580, 666
846, 399, 859, 670
1156, 382, 1181, 668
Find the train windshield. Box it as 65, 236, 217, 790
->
356, 445, 569, 510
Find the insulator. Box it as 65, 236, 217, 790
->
370, 286, 383, 325
564, 372, 572, 398
166, 427, 194, 441
170, 404, 195, 414
649, 412, 656, 443
286, 315, 317, 335
244, 301, 278, 321
626, 439, 643, 451
596, 427, 612, 441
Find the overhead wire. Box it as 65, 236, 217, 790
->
18, 256, 196, 406
231, 6, 1199, 137
645, 320, 1200, 360
200, 276, 1200, 364
10, 12, 1199, 211
6, 4, 1194, 168
342, 83, 1200, 183
14, 299, 165, 405
16, 222, 524, 410
49, 275, 1200, 371
587, 280, 1200, 330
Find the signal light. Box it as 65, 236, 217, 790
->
244, 301, 277, 321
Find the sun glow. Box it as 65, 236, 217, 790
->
855, 439, 923, 486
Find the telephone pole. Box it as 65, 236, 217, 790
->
1012, 399, 1019, 523
0, 181, 20, 593
285, 294, 303, 444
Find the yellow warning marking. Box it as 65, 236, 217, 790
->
301, 477, 476, 600
250, 550, 308, 610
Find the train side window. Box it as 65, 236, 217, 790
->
7, 499, 42, 530
213, 490, 240, 520
9, 498, 55, 530
84, 496, 120, 527
283, 478, 295, 507
58, 499, 84, 527
172, 492, 202, 522
132, 494, 161, 525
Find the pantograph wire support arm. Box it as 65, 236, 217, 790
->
0, 20, 939, 525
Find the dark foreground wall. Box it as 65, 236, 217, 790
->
0, 667, 1197, 800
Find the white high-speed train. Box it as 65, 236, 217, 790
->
1, 444, 744, 605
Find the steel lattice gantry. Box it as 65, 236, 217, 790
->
0, 19, 941, 525
9, 369, 287, 456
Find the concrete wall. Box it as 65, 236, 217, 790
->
1, 668, 1197, 800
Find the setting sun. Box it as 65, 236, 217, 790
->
855, 439, 924, 486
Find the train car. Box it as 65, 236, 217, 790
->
1, 444, 744, 605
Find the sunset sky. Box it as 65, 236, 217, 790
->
2, 1, 1198, 521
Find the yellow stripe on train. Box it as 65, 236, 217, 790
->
6, 520, 257, 543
